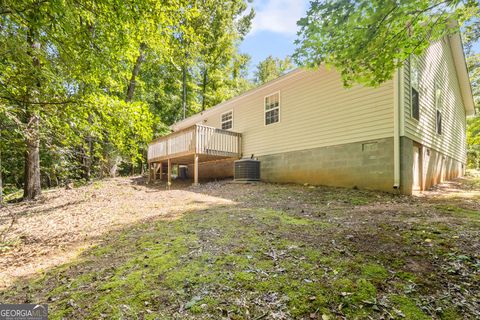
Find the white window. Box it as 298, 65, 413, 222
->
221, 110, 233, 130
435, 82, 442, 135
265, 92, 280, 125
410, 56, 420, 121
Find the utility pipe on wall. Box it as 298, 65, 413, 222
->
393, 67, 402, 190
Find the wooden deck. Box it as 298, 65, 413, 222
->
147, 124, 242, 184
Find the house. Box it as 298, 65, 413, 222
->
147, 33, 475, 195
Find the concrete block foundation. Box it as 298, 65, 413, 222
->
257, 138, 396, 193
180, 136, 464, 195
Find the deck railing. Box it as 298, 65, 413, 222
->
148, 124, 241, 161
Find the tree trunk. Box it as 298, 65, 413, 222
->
141, 150, 147, 175
154, 93, 160, 112
0, 129, 3, 206
201, 68, 208, 111
83, 114, 93, 181
45, 172, 51, 188
23, 113, 41, 199
182, 64, 187, 119
23, 27, 42, 200
125, 43, 146, 102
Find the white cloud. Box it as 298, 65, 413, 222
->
249, 0, 308, 37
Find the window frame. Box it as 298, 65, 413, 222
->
410, 55, 420, 121
434, 82, 442, 135
221, 110, 233, 130
264, 91, 281, 126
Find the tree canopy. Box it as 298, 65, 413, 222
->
0, 0, 255, 201
294, 0, 479, 87
466, 51, 480, 168
254, 55, 294, 85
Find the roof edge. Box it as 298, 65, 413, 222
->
447, 31, 475, 116
171, 68, 305, 131
171, 31, 476, 133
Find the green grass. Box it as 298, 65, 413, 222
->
390, 295, 430, 320
2, 181, 479, 319
361, 264, 389, 284
2, 188, 23, 202
435, 204, 480, 220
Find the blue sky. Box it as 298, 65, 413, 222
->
239, 0, 479, 77
239, 0, 310, 76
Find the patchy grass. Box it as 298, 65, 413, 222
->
1, 177, 480, 319
435, 204, 480, 221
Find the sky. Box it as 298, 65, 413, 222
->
239, 0, 310, 77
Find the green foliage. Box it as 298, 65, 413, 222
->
254, 55, 294, 84
294, 0, 479, 87
390, 295, 430, 320
0, 0, 254, 197
466, 52, 479, 168
467, 114, 480, 168
83, 95, 154, 168
361, 264, 389, 284
468, 54, 480, 109
143, 0, 255, 121
463, 14, 480, 55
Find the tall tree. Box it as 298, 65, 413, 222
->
0, 0, 256, 201
122, 1, 190, 103
294, 0, 479, 87
126, 43, 147, 103
0, 0, 152, 199
464, 16, 480, 168
139, 0, 254, 123
254, 55, 294, 84
0, 122, 3, 206
194, 0, 254, 110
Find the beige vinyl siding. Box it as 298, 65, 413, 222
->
179, 67, 394, 157
403, 38, 467, 163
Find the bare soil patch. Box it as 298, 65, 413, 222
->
0, 178, 232, 288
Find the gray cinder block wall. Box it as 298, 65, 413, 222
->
257, 138, 396, 193
185, 136, 464, 194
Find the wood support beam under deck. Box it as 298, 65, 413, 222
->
167, 159, 172, 186
158, 162, 163, 181
193, 154, 199, 185
148, 162, 153, 183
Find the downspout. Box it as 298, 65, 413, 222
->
393, 67, 402, 190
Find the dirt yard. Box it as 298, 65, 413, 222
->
1, 177, 479, 319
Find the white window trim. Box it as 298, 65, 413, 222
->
221, 110, 233, 130
410, 56, 420, 122
264, 91, 281, 126
435, 81, 442, 135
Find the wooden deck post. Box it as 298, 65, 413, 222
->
167, 159, 172, 187
193, 154, 199, 185
159, 162, 163, 181
148, 162, 153, 183
152, 163, 157, 181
